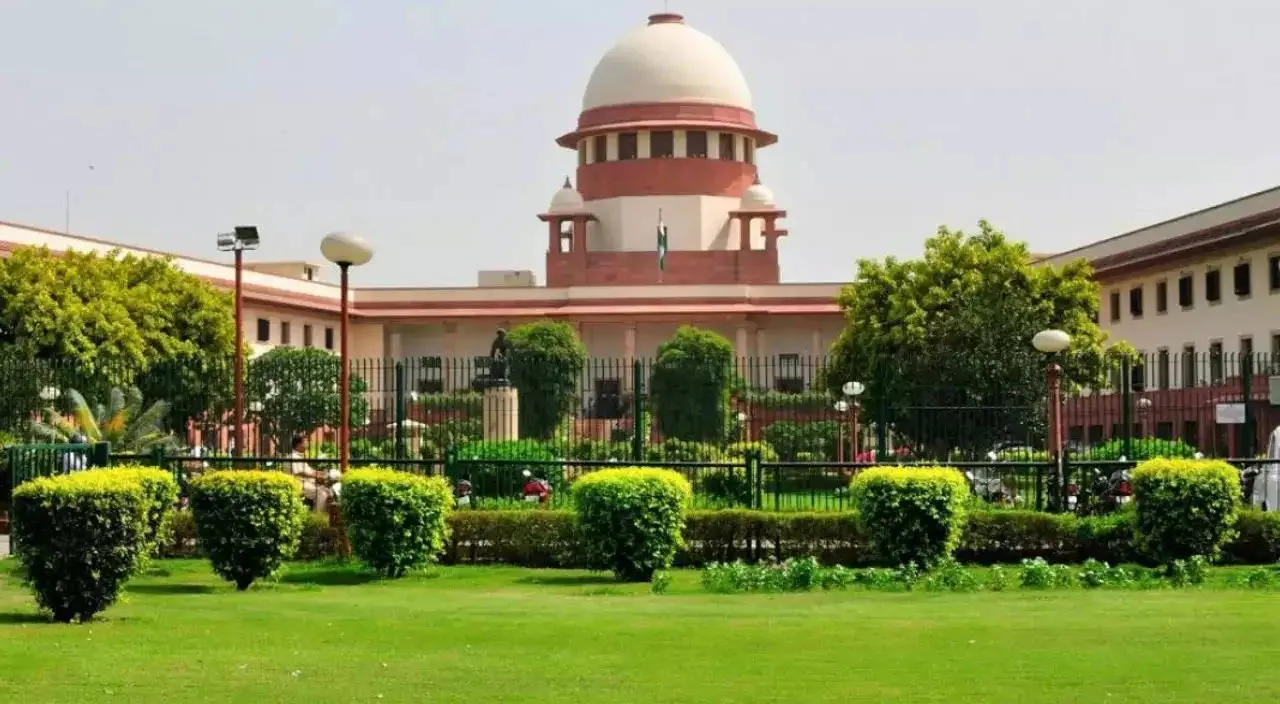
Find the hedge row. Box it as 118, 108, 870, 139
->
159, 505, 1280, 568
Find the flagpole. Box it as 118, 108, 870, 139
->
657, 208, 664, 284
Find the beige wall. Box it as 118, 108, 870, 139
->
1098, 243, 1280, 383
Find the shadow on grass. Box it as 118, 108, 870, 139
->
515, 574, 618, 587
127, 583, 217, 595
279, 567, 382, 587
0, 611, 51, 624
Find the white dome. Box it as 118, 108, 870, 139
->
741, 182, 776, 211
581, 14, 752, 112
549, 178, 584, 213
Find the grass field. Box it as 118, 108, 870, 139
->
2, 560, 1280, 703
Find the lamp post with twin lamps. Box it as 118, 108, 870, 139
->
216, 226, 261, 459
833, 381, 865, 463
320, 232, 373, 473
1032, 329, 1071, 508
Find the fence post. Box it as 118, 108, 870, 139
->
149, 443, 164, 472
394, 361, 406, 460
631, 359, 645, 463
1241, 352, 1254, 458
875, 364, 888, 459
744, 448, 761, 510
90, 442, 111, 468
444, 445, 457, 480
1120, 358, 1133, 459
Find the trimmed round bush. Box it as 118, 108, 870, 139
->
572, 467, 693, 581
342, 468, 453, 577
100, 466, 180, 552
1132, 458, 1239, 562
12, 472, 148, 622
851, 467, 969, 567
189, 470, 306, 590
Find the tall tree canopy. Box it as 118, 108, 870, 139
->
0, 246, 237, 425
825, 221, 1129, 457
507, 321, 588, 439
247, 346, 369, 452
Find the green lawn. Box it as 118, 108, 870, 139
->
2, 560, 1280, 703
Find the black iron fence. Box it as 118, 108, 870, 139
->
0, 351, 1277, 469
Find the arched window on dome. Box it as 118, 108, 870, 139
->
593, 134, 608, 163
650, 131, 674, 158
618, 132, 638, 160
558, 221, 573, 253
718, 133, 736, 161
686, 131, 708, 158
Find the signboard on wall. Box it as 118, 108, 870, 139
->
1215, 403, 1247, 425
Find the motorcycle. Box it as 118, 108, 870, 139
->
964, 468, 1016, 506
521, 469, 552, 506
1086, 467, 1132, 514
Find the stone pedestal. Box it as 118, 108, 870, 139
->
483, 385, 519, 441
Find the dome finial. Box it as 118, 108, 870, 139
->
562, 176, 572, 189
752, 172, 761, 185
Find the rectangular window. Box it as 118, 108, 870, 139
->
1155, 280, 1168, 313
1273, 332, 1280, 358
1234, 261, 1252, 297
280, 322, 291, 346
1241, 335, 1253, 359
686, 130, 708, 158
743, 139, 754, 164
577, 142, 587, 166
718, 133, 736, 161
256, 318, 270, 343
592, 135, 608, 163
1129, 286, 1143, 317
303, 324, 314, 348
617, 132, 638, 160
1068, 425, 1084, 443
1270, 254, 1280, 291
1182, 344, 1196, 388
1209, 340, 1223, 385
1109, 291, 1121, 322
1087, 425, 1105, 444
1155, 421, 1174, 441
1178, 275, 1193, 308
1205, 269, 1221, 303
649, 131, 674, 158
1157, 349, 1170, 390
1130, 357, 1146, 392
324, 327, 335, 351
1182, 421, 1199, 448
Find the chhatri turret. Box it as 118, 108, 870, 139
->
543, 12, 788, 286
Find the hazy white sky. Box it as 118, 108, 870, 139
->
2, 0, 1277, 286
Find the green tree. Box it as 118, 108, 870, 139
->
247, 347, 369, 451
649, 326, 735, 442
825, 221, 1127, 457
0, 247, 237, 428
507, 321, 588, 439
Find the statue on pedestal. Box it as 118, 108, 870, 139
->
487, 329, 512, 387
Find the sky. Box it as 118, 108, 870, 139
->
2, 0, 1278, 287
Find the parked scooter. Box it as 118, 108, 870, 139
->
964, 468, 1016, 506
1084, 467, 1132, 514
521, 469, 552, 506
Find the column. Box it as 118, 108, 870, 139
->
738, 214, 753, 251
735, 324, 750, 360
811, 329, 823, 358
624, 324, 638, 391
763, 215, 778, 251
547, 218, 560, 252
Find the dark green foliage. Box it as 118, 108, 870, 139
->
453, 439, 562, 498
573, 468, 693, 581
341, 468, 453, 577
1088, 438, 1198, 461
189, 470, 306, 590
444, 510, 582, 567
761, 420, 839, 461
851, 467, 970, 567
649, 326, 735, 442
247, 347, 370, 451
12, 472, 148, 622
507, 321, 588, 439
1132, 458, 1240, 562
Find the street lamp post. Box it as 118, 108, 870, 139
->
1032, 329, 1071, 510
320, 232, 374, 473
217, 226, 261, 459
842, 381, 865, 461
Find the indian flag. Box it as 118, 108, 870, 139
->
656, 212, 668, 273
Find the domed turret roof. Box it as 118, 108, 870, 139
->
581, 13, 752, 112
548, 177, 585, 214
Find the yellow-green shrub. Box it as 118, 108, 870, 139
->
341, 468, 453, 577
189, 470, 306, 590
572, 468, 693, 581
1132, 458, 1239, 562
851, 467, 969, 567
97, 466, 179, 553
12, 472, 148, 622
